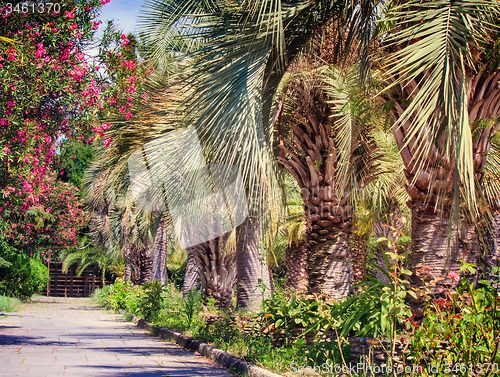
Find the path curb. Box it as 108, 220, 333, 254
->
121, 311, 283, 377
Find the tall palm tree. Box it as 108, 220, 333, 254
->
378, 0, 500, 288
277, 64, 380, 299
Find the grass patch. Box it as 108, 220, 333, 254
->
0, 295, 21, 312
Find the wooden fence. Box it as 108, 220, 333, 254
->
42, 262, 112, 297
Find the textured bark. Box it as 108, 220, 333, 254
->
183, 247, 200, 300
139, 250, 152, 285
409, 205, 477, 290
286, 243, 309, 293
124, 245, 152, 286
350, 233, 368, 283
151, 218, 168, 285
124, 263, 132, 282
236, 217, 270, 311
487, 211, 500, 269
191, 233, 236, 309
308, 229, 352, 299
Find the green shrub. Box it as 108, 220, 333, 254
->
105, 278, 132, 310
137, 280, 167, 321
410, 277, 500, 368
0, 241, 49, 300
29, 259, 49, 293
0, 295, 21, 312
125, 285, 145, 314
92, 285, 113, 306
184, 289, 202, 327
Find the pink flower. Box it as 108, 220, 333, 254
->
92, 20, 102, 30
125, 111, 132, 120
448, 271, 460, 282
101, 123, 110, 130
64, 11, 75, 19
69, 24, 78, 31
43, 56, 50, 63
101, 0, 111, 4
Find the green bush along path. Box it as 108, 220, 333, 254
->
0, 297, 233, 377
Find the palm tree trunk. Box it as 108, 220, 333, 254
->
151, 218, 168, 285
308, 226, 352, 300
484, 210, 500, 271
191, 233, 236, 309
183, 247, 200, 299
286, 243, 309, 293
409, 205, 477, 290
350, 233, 368, 283
139, 248, 153, 285
236, 217, 270, 311
124, 263, 132, 282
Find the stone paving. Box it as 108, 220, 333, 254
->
0, 296, 234, 377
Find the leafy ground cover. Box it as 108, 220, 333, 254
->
0, 295, 21, 312
94, 260, 500, 377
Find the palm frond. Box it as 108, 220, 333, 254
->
380, 0, 500, 218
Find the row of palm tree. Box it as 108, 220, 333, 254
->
79, 0, 500, 307
140, 0, 499, 291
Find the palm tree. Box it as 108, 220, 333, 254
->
183, 247, 200, 299
378, 0, 500, 288
277, 63, 380, 299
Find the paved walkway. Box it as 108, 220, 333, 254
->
0, 297, 233, 377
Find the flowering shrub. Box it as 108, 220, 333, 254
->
0, 0, 150, 269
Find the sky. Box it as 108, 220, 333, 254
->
97, 0, 145, 35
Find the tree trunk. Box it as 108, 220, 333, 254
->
350, 233, 368, 283
286, 243, 309, 294
124, 263, 132, 282
183, 247, 200, 300
485, 210, 500, 271
139, 249, 152, 285
236, 217, 270, 311
191, 233, 236, 309
409, 205, 477, 291
151, 218, 168, 285
308, 227, 352, 300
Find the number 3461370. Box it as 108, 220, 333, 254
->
444, 363, 499, 375
3, 2, 61, 15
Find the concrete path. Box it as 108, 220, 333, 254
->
0, 297, 233, 377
